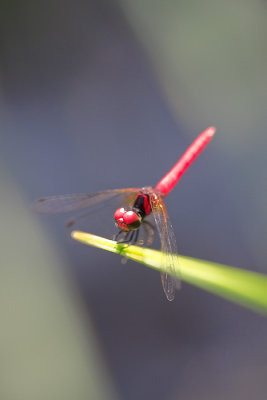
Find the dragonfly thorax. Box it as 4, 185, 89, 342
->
114, 207, 142, 231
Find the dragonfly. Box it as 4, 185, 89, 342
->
34, 126, 216, 301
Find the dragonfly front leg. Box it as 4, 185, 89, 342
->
114, 229, 130, 243
114, 229, 140, 246
130, 229, 139, 245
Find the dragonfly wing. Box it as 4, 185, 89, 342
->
33, 188, 140, 214
148, 190, 181, 301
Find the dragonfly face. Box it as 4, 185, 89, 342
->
114, 207, 142, 231
114, 192, 152, 232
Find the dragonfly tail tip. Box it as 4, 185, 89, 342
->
207, 126, 216, 137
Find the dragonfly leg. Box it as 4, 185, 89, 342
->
113, 230, 121, 241
115, 230, 131, 243
116, 229, 140, 246
129, 229, 139, 245
114, 229, 126, 241
134, 229, 139, 244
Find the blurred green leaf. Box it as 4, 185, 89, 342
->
0, 169, 117, 400
119, 0, 267, 149
72, 231, 267, 315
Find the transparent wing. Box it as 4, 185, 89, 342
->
147, 189, 181, 301
33, 188, 140, 214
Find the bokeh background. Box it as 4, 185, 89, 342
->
1, 1, 267, 399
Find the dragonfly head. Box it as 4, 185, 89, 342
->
114, 207, 141, 231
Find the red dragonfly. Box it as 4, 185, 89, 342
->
35, 127, 215, 301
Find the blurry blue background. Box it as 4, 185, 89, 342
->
1, 1, 267, 399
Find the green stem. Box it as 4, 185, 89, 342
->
71, 231, 267, 315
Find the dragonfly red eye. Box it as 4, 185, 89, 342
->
114, 207, 126, 221
116, 218, 130, 231
123, 211, 141, 229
